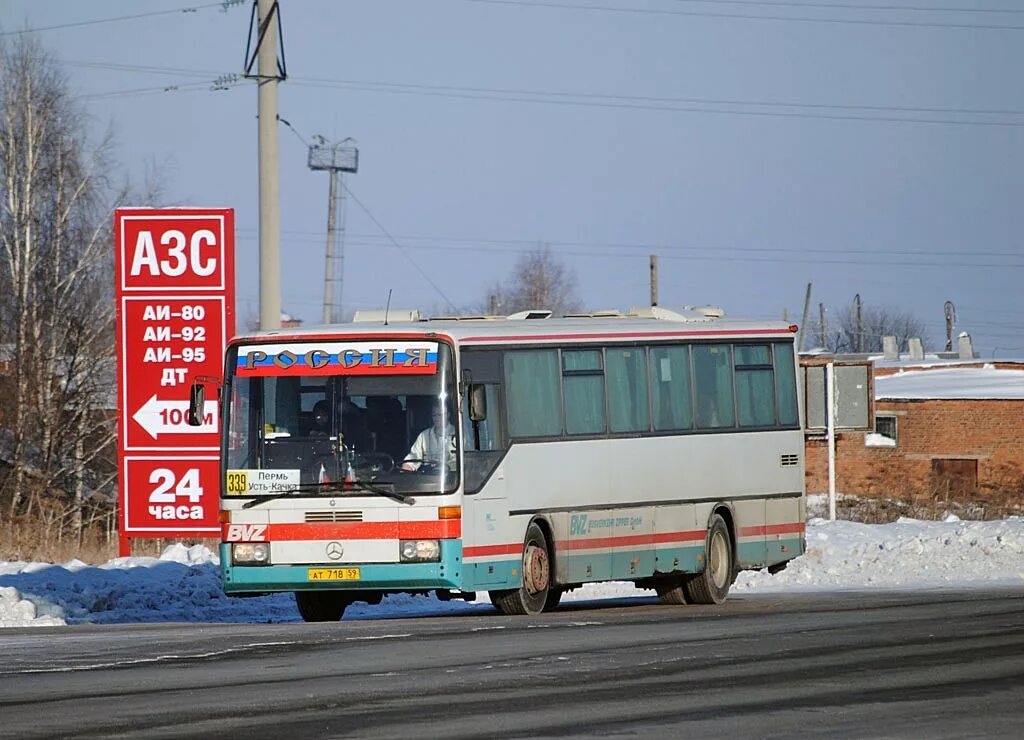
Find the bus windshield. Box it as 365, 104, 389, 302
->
222, 340, 458, 497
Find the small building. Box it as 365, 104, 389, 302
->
805, 359, 1024, 498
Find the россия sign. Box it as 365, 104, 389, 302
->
114, 208, 235, 550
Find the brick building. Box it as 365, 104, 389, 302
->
805, 360, 1024, 498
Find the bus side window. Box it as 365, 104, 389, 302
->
650, 345, 693, 431
734, 344, 775, 428
606, 347, 649, 433
773, 342, 799, 427
460, 350, 507, 451
505, 350, 561, 437
562, 349, 605, 435
693, 344, 735, 429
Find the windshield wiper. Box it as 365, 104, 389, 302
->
241, 479, 414, 508
240, 482, 338, 509
344, 479, 415, 505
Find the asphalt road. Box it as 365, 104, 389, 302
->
2, 588, 1023, 739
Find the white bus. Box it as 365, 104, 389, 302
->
198, 306, 805, 620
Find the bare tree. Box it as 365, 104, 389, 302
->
0, 36, 119, 530
815, 300, 931, 353
485, 244, 582, 316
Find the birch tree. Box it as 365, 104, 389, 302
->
0, 36, 118, 529
485, 244, 582, 316
813, 300, 930, 354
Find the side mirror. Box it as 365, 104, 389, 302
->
187, 381, 206, 426
469, 384, 487, 423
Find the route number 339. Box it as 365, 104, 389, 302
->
147, 467, 204, 520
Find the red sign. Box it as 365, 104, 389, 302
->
115, 209, 235, 538
121, 457, 222, 533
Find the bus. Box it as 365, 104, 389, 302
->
193, 305, 806, 620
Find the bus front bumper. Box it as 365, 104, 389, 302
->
219, 540, 463, 595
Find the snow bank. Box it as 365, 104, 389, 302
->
2, 516, 1023, 628
734, 515, 1024, 592
0, 586, 65, 628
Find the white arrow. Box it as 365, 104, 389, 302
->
132, 395, 218, 440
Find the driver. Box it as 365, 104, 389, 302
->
401, 404, 456, 471
310, 400, 332, 436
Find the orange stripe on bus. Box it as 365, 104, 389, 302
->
738, 522, 806, 537
463, 544, 523, 558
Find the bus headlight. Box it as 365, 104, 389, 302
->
232, 543, 271, 565
400, 540, 440, 562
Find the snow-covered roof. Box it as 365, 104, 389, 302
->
871, 356, 1024, 370
876, 366, 1024, 400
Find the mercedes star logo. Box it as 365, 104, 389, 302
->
326, 541, 344, 560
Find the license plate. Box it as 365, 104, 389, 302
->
307, 567, 361, 581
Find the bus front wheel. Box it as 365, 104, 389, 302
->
683, 514, 734, 605
489, 522, 552, 616
295, 590, 353, 622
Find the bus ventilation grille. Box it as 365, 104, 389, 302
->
780, 454, 799, 467
305, 511, 364, 523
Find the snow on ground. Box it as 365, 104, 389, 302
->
2, 512, 1023, 628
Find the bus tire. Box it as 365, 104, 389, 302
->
683, 514, 734, 605
490, 522, 552, 616
545, 588, 564, 611
655, 578, 687, 605
295, 590, 352, 622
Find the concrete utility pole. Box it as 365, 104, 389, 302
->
819, 302, 828, 349
308, 138, 358, 324
798, 283, 812, 352
854, 293, 863, 353
246, 0, 286, 330
649, 255, 658, 306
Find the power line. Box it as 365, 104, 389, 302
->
61, 59, 1024, 118
77, 82, 218, 100
53, 58, 1024, 127
73, 69, 1024, 125
464, 0, 1024, 31
58, 59, 226, 79
292, 76, 1024, 118
670, 0, 1024, 15
0, 2, 240, 37
340, 184, 458, 312
236, 234, 1024, 271
291, 79, 1024, 128
235, 227, 1024, 261
277, 116, 310, 147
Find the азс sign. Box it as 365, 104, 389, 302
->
114, 209, 235, 545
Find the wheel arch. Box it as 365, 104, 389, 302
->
709, 503, 738, 566
528, 515, 558, 585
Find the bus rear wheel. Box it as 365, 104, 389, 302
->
490, 522, 552, 616
295, 590, 353, 622
683, 514, 734, 605
655, 578, 687, 605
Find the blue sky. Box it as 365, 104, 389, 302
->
3, 1, 1022, 354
